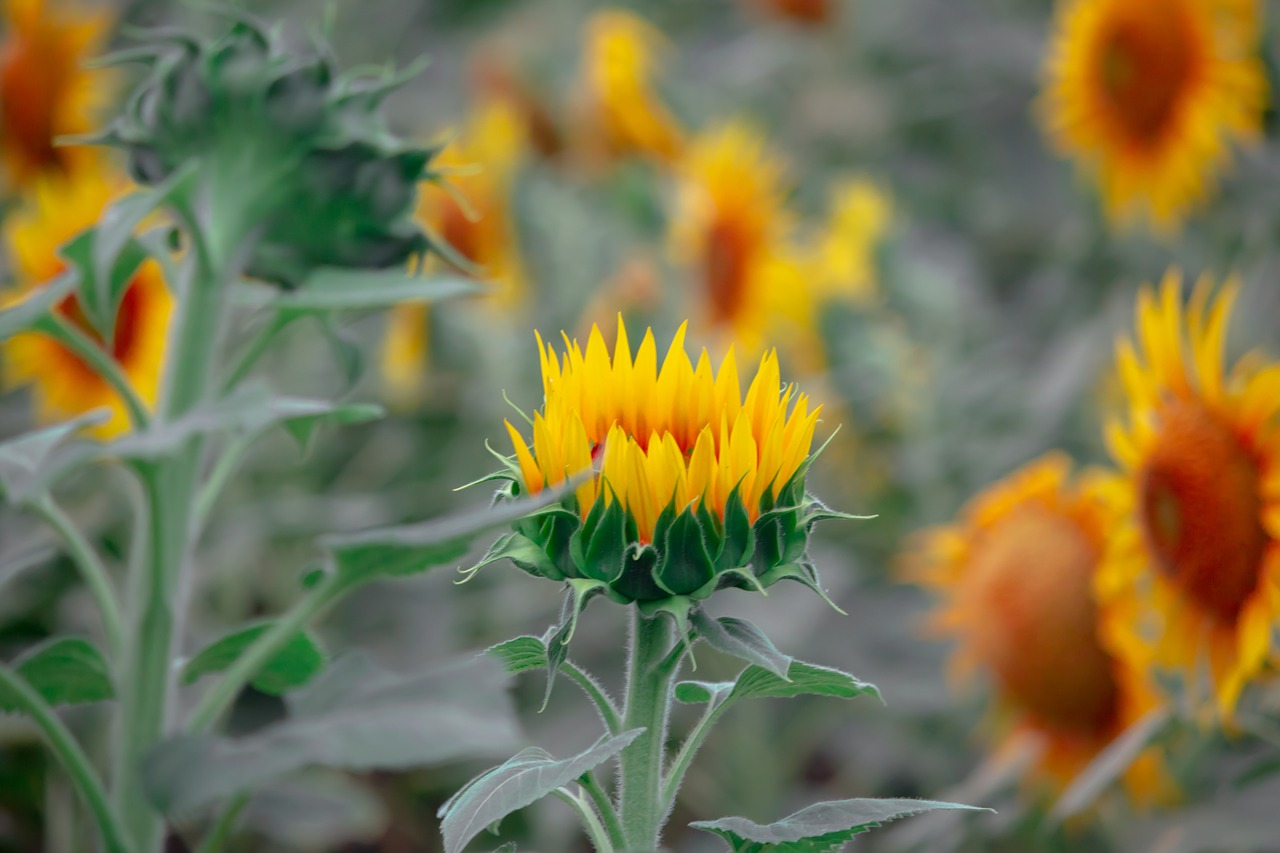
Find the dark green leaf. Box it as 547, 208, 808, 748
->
234, 269, 480, 312
144, 654, 519, 814
0, 274, 77, 343
692, 612, 792, 679
181, 623, 326, 695
0, 638, 113, 711
691, 798, 990, 852
439, 729, 643, 853
730, 660, 880, 704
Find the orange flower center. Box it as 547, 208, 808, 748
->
438, 196, 482, 268
0, 26, 74, 177
960, 506, 1118, 734
704, 219, 753, 324
1095, 5, 1198, 146
1139, 399, 1266, 619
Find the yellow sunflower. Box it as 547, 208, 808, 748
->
670, 121, 801, 355
909, 454, 1167, 798
381, 98, 528, 405
1097, 271, 1280, 720
573, 8, 684, 168
807, 177, 892, 306
2, 169, 171, 436
0, 0, 113, 190
505, 320, 820, 543
1039, 0, 1267, 231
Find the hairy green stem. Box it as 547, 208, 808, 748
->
579, 771, 625, 850
29, 495, 125, 659
37, 315, 151, 430
0, 665, 131, 853
660, 694, 728, 812
552, 788, 614, 853
564, 661, 622, 735
617, 609, 678, 851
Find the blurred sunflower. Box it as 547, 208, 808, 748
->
0, 0, 113, 190
573, 8, 684, 168
807, 178, 892, 306
1, 170, 171, 436
1097, 272, 1280, 719
745, 0, 833, 25
1040, 0, 1267, 231
381, 98, 528, 405
670, 121, 799, 355
909, 454, 1166, 797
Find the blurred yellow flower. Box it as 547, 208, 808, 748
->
574, 9, 684, 167
909, 454, 1166, 799
0, 0, 113, 190
505, 320, 820, 542
1, 170, 171, 436
381, 98, 529, 405
1040, 0, 1267, 231
1097, 272, 1280, 720
670, 121, 799, 355
807, 178, 892, 306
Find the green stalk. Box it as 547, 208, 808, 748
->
616, 609, 678, 851
580, 771, 625, 850
552, 788, 614, 853
36, 315, 151, 431
0, 665, 131, 853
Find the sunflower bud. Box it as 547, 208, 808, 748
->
93, 14, 438, 286
473, 319, 854, 617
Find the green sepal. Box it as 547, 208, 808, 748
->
655, 505, 716, 597
757, 562, 846, 615
460, 531, 561, 583
714, 486, 755, 574
569, 496, 628, 584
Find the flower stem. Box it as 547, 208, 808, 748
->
37, 315, 151, 431
580, 770, 625, 850
617, 608, 678, 851
0, 664, 131, 853
552, 788, 614, 853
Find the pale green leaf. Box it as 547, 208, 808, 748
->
692, 612, 792, 679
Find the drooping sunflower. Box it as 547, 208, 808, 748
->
497, 319, 831, 606
1, 170, 171, 436
1039, 0, 1268, 231
670, 122, 800, 355
1097, 271, 1280, 719
381, 98, 528, 405
909, 454, 1166, 798
573, 8, 684, 167
0, 0, 114, 190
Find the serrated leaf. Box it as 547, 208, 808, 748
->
0, 411, 107, 503
181, 623, 326, 696
691, 798, 989, 852
0, 274, 77, 343
730, 660, 880, 704
439, 729, 643, 853
144, 653, 519, 815
692, 612, 792, 679
0, 638, 113, 711
487, 636, 547, 675
235, 269, 480, 312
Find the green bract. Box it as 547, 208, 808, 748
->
90, 13, 440, 286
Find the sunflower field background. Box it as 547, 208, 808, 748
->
1, 0, 1280, 850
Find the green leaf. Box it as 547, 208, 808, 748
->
487, 636, 548, 675
58, 229, 149, 341
729, 660, 880, 704
0, 638, 113, 711
181, 623, 326, 696
143, 653, 520, 815
234, 269, 480, 313
1050, 708, 1170, 821
278, 401, 382, 452
0, 273, 77, 343
438, 729, 644, 853
691, 798, 990, 852
691, 612, 792, 679
462, 531, 560, 582
0, 411, 106, 503
674, 680, 735, 705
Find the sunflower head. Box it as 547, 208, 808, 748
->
1099, 271, 1280, 719
807, 177, 892, 306
909, 454, 1166, 798
1, 168, 171, 436
576, 9, 684, 165
746, 0, 833, 25
486, 318, 846, 610
670, 121, 795, 353
0, 0, 113, 190
1040, 0, 1267, 231
93, 15, 442, 286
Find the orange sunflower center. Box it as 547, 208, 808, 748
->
960, 506, 1118, 734
705, 218, 753, 324
438, 197, 483, 268
0, 25, 74, 177
1095, 5, 1198, 146
1139, 399, 1266, 619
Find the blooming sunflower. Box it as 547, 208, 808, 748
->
497, 319, 831, 606
1039, 0, 1268, 231
1, 170, 171, 436
0, 0, 113, 190
574, 8, 684, 167
381, 98, 528, 405
670, 121, 799, 355
910, 454, 1166, 798
1097, 271, 1280, 719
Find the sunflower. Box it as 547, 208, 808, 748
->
381, 98, 528, 405
670, 121, 800, 355
1039, 0, 1267, 231
909, 454, 1166, 798
744, 0, 833, 25
1097, 271, 1280, 720
807, 177, 892, 306
574, 8, 684, 167
1, 169, 171, 437
0, 0, 114, 190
